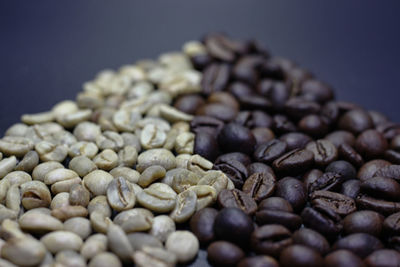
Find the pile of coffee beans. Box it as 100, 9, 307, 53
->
179, 33, 400, 266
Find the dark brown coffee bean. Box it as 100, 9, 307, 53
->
308, 172, 344, 193
174, 94, 205, 115
233, 55, 263, 85
272, 149, 314, 176
257, 80, 291, 110
279, 132, 312, 151
383, 212, 400, 235
272, 115, 297, 134
196, 103, 237, 122
343, 210, 383, 236
258, 197, 293, 212
361, 176, 400, 201
280, 245, 324, 267
292, 228, 330, 255
242, 173, 276, 202
260, 61, 285, 80
190, 208, 218, 244
300, 79, 334, 104
254, 139, 287, 164
238, 94, 272, 111
357, 159, 391, 181
190, 116, 224, 136
275, 177, 307, 212
310, 190, 356, 216
218, 123, 256, 155
207, 241, 245, 267
252, 127, 275, 145
332, 233, 383, 258
194, 131, 220, 162
204, 34, 236, 62
306, 140, 338, 167
364, 249, 400, 267
373, 165, 400, 181
215, 152, 251, 166
338, 109, 373, 134
301, 205, 342, 237
356, 195, 400, 216
369, 110, 389, 126
326, 160, 357, 180
384, 149, 400, 164
207, 92, 239, 110
355, 129, 388, 159
298, 115, 329, 138
338, 144, 364, 167
325, 130, 356, 148
247, 162, 275, 177
324, 250, 365, 267
217, 189, 257, 215
250, 224, 292, 257
341, 179, 361, 199
234, 111, 272, 129
191, 53, 212, 70
213, 158, 247, 188
303, 169, 324, 190
376, 122, 400, 140
229, 81, 253, 99
237, 256, 279, 267
285, 98, 321, 120
214, 208, 254, 245
255, 209, 302, 231
391, 135, 400, 151
201, 63, 231, 95
388, 236, 400, 251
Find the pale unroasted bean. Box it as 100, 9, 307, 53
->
150, 215, 176, 243
18, 212, 63, 234
198, 170, 229, 194
138, 165, 166, 187
187, 154, 213, 176
172, 121, 191, 133
6, 185, 20, 212
96, 131, 124, 151
170, 190, 197, 223
159, 104, 193, 123
1, 237, 46, 267
52, 100, 79, 118
137, 183, 177, 213
90, 210, 111, 234
41, 231, 83, 253
21, 111, 55, 125
183, 40, 207, 56
51, 204, 88, 221
127, 233, 163, 251
136, 148, 176, 172
93, 149, 118, 170
174, 132, 194, 154
89, 252, 122, 267
32, 161, 64, 182
35, 141, 68, 162
51, 177, 82, 194
44, 168, 79, 185
110, 166, 140, 183
165, 231, 199, 263
15, 151, 39, 172
113, 208, 153, 233
57, 109, 92, 128
0, 205, 18, 223
69, 156, 97, 177
3, 171, 32, 186
64, 217, 92, 240
5, 123, 29, 137
136, 117, 171, 132
54, 250, 86, 267
140, 124, 167, 149
50, 192, 70, 210
80, 234, 107, 260
87, 195, 112, 217
77, 91, 104, 110
159, 69, 202, 97
106, 177, 136, 211
107, 223, 134, 262
0, 152, 2, 160
176, 154, 191, 169
112, 109, 141, 132
0, 137, 34, 157
32, 122, 64, 137
69, 142, 99, 159
163, 128, 178, 150
83, 170, 114, 196
69, 184, 90, 207
121, 132, 141, 152
0, 179, 10, 203
170, 168, 200, 193
117, 145, 138, 167
73, 122, 101, 142
127, 81, 154, 99
133, 246, 177, 267
23, 207, 51, 216
20, 181, 51, 210
187, 185, 217, 211
227, 176, 235, 190
0, 258, 18, 267
44, 130, 77, 147
0, 156, 17, 179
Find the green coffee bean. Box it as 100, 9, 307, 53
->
197, 170, 229, 194
3, 171, 32, 186
127, 232, 163, 251
149, 215, 176, 243
109, 166, 139, 184
69, 184, 90, 207
113, 208, 153, 233
187, 185, 217, 211
106, 177, 135, 211
170, 168, 200, 193
93, 149, 118, 171
32, 161, 64, 182
136, 148, 176, 172
54, 250, 86, 267
51, 205, 88, 221
20, 181, 51, 210
117, 145, 137, 167
80, 233, 107, 260
41, 231, 83, 253
0, 156, 17, 179
68, 155, 97, 177
137, 183, 177, 213
69, 141, 99, 159
1, 236, 46, 267
170, 190, 197, 223
35, 141, 68, 162
0, 137, 34, 157
138, 165, 166, 187
89, 252, 122, 267
21, 111, 55, 125
83, 170, 114, 196
96, 131, 124, 151
73, 122, 101, 142
15, 151, 39, 173
165, 231, 199, 263
64, 217, 92, 240
133, 245, 177, 267
18, 212, 63, 234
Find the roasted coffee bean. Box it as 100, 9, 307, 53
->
213, 158, 248, 188
376, 122, 400, 140
308, 172, 344, 193
239, 94, 272, 111
272, 149, 314, 176
388, 236, 400, 251
215, 152, 251, 166
303, 169, 324, 189
285, 98, 321, 120
254, 139, 287, 164
218, 123, 256, 155
233, 55, 263, 85
217, 189, 257, 215
332, 233, 383, 258
358, 159, 391, 181
320, 101, 339, 125
235, 111, 272, 129
255, 209, 302, 230
325, 130, 356, 148
257, 80, 290, 112
310, 190, 356, 216
298, 115, 329, 138
272, 115, 297, 134
280, 245, 324, 267
356, 195, 400, 216
258, 197, 293, 212
196, 103, 237, 122
201, 63, 231, 95
207, 91, 239, 110
237, 256, 279, 267
174, 94, 206, 115
279, 132, 312, 151
275, 177, 307, 212
190, 116, 224, 136
301, 205, 342, 237
306, 140, 338, 167
355, 129, 388, 159
190, 208, 218, 244
252, 127, 275, 145
292, 228, 330, 255
300, 79, 333, 103
323, 250, 365, 267
341, 179, 361, 199
369, 110, 389, 126
242, 173, 276, 202
207, 241, 245, 267
384, 149, 400, 164
364, 249, 400, 267
204, 33, 245, 62
247, 162, 275, 177
229, 81, 253, 99
338, 109, 373, 134
373, 164, 400, 181
214, 208, 254, 245
326, 160, 356, 180
383, 211, 400, 235
194, 131, 220, 162
361, 176, 400, 201
250, 224, 292, 257
343, 210, 383, 236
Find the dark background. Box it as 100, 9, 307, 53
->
0, 1, 400, 265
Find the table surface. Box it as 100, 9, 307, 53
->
1, 1, 400, 266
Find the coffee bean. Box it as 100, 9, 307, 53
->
325, 130, 356, 148
213, 158, 248, 188
258, 197, 293, 212
272, 115, 297, 134
338, 109, 373, 134
252, 127, 275, 145
308, 172, 344, 193
201, 63, 231, 95
364, 249, 400, 267
242, 173, 276, 202
247, 162, 275, 177
383, 212, 400, 235
341, 179, 361, 199
233, 55, 263, 85
149, 215, 175, 243
338, 144, 364, 167
384, 149, 400, 164
272, 149, 314, 176
285, 98, 321, 120
332, 233, 383, 258
301, 205, 342, 237
208, 92, 240, 110
310, 190, 356, 216
275, 177, 307, 212
280, 245, 324, 267
323, 250, 365, 267
235, 111, 272, 129
204, 34, 243, 62
190, 116, 224, 136
343, 210, 383, 237
257, 80, 290, 112
215, 152, 252, 166
196, 103, 237, 122
250, 224, 292, 257
358, 159, 391, 181
217, 189, 257, 215
376, 122, 400, 140
300, 79, 334, 104
373, 164, 400, 181
237, 256, 279, 267
306, 140, 338, 166
207, 241, 245, 267
190, 208, 218, 244
355, 129, 388, 159
165, 231, 199, 263
292, 228, 330, 255
320, 101, 339, 126
214, 208, 254, 245
326, 160, 356, 180
280, 132, 312, 151
174, 94, 206, 115
229, 81, 253, 99
356, 195, 400, 216
303, 169, 324, 189
255, 209, 302, 231
299, 115, 329, 138
361, 176, 400, 201
218, 123, 256, 155
254, 139, 287, 164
